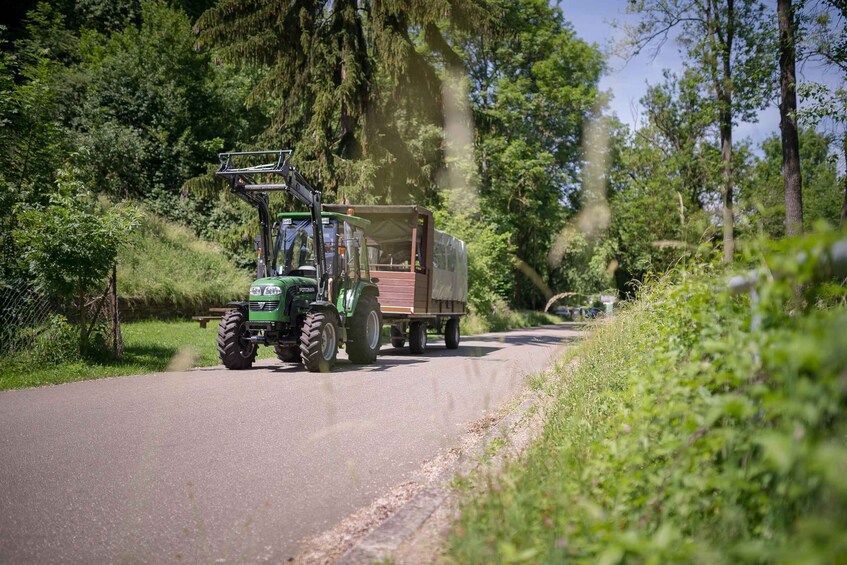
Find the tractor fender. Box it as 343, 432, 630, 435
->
226, 301, 249, 314
308, 300, 338, 316
345, 283, 380, 318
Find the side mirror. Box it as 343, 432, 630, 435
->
371, 277, 380, 284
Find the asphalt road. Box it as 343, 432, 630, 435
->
0, 324, 581, 563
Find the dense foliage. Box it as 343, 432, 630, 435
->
0, 0, 844, 320
450, 231, 847, 562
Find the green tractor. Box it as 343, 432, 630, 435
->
215, 150, 382, 372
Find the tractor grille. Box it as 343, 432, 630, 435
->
249, 300, 280, 312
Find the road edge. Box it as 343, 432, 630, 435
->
336, 384, 549, 564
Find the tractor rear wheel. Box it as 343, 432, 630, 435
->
445, 317, 460, 350
409, 321, 427, 354
300, 311, 338, 372
390, 326, 405, 349
217, 309, 257, 370
347, 296, 382, 364
274, 344, 300, 363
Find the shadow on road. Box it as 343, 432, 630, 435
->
230, 325, 584, 375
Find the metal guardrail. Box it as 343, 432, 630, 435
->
727, 238, 847, 349
728, 239, 847, 296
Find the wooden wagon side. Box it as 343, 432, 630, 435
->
324, 204, 466, 353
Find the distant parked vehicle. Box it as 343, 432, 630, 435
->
585, 306, 603, 319
553, 306, 572, 319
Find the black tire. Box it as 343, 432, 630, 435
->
300, 310, 338, 372
409, 321, 427, 354
274, 344, 300, 363
390, 326, 405, 349
445, 317, 460, 350
217, 309, 257, 370
347, 296, 382, 364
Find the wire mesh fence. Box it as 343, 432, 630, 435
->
1, 270, 123, 360
0, 282, 57, 357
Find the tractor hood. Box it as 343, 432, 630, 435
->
249, 276, 318, 298
248, 276, 318, 322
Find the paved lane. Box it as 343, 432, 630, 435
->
0, 324, 581, 563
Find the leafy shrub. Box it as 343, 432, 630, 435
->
0, 314, 82, 376
450, 230, 847, 563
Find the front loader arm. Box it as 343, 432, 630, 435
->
215, 151, 328, 301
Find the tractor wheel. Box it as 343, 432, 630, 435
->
347, 296, 382, 364
445, 317, 460, 350
274, 344, 300, 363
217, 309, 257, 370
390, 326, 405, 349
300, 310, 338, 372
409, 321, 427, 354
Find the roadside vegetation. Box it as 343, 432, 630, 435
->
461, 305, 564, 336
0, 320, 275, 391
0, 309, 566, 391
449, 232, 847, 563
117, 208, 252, 308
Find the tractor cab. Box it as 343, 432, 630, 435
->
270, 211, 372, 305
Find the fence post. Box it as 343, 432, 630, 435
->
110, 263, 123, 358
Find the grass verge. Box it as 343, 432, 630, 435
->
1, 307, 565, 390
0, 320, 275, 391
449, 234, 847, 563
461, 308, 565, 335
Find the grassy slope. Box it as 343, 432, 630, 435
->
117, 209, 252, 306
449, 248, 847, 562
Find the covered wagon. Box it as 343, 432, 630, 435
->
323, 204, 467, 353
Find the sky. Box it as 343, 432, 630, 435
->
559, 0, 841, 148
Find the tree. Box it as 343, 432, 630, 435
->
742, 128, 840, 236
13, 169, 138, 355
0, 8, 71, 282
456, 0, 603, 308
196, 0, 491, 203
69, 1, 250, 199
778, 0, 803, 235
623, 0, 774, 261
797, 0, 847, 226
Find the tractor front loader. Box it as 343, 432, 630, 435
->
215, 150, 381, 372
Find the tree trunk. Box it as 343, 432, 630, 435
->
841, 134, 847, 229
778, 0, 803, 236
720, 116, 734, 262
717, 0, 735, 262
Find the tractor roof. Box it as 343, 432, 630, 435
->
277, 211, 370, 229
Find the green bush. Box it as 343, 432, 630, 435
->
450, 231, 847, 563
0, 314, 82, 375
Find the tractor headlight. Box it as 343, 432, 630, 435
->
263, 285, 282, 296
250, 285, 263, 295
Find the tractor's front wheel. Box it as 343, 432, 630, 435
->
347, 296, 382, 364
218, 309, 257, 370
274, 344, 300, 363
300, 311, 338, 372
